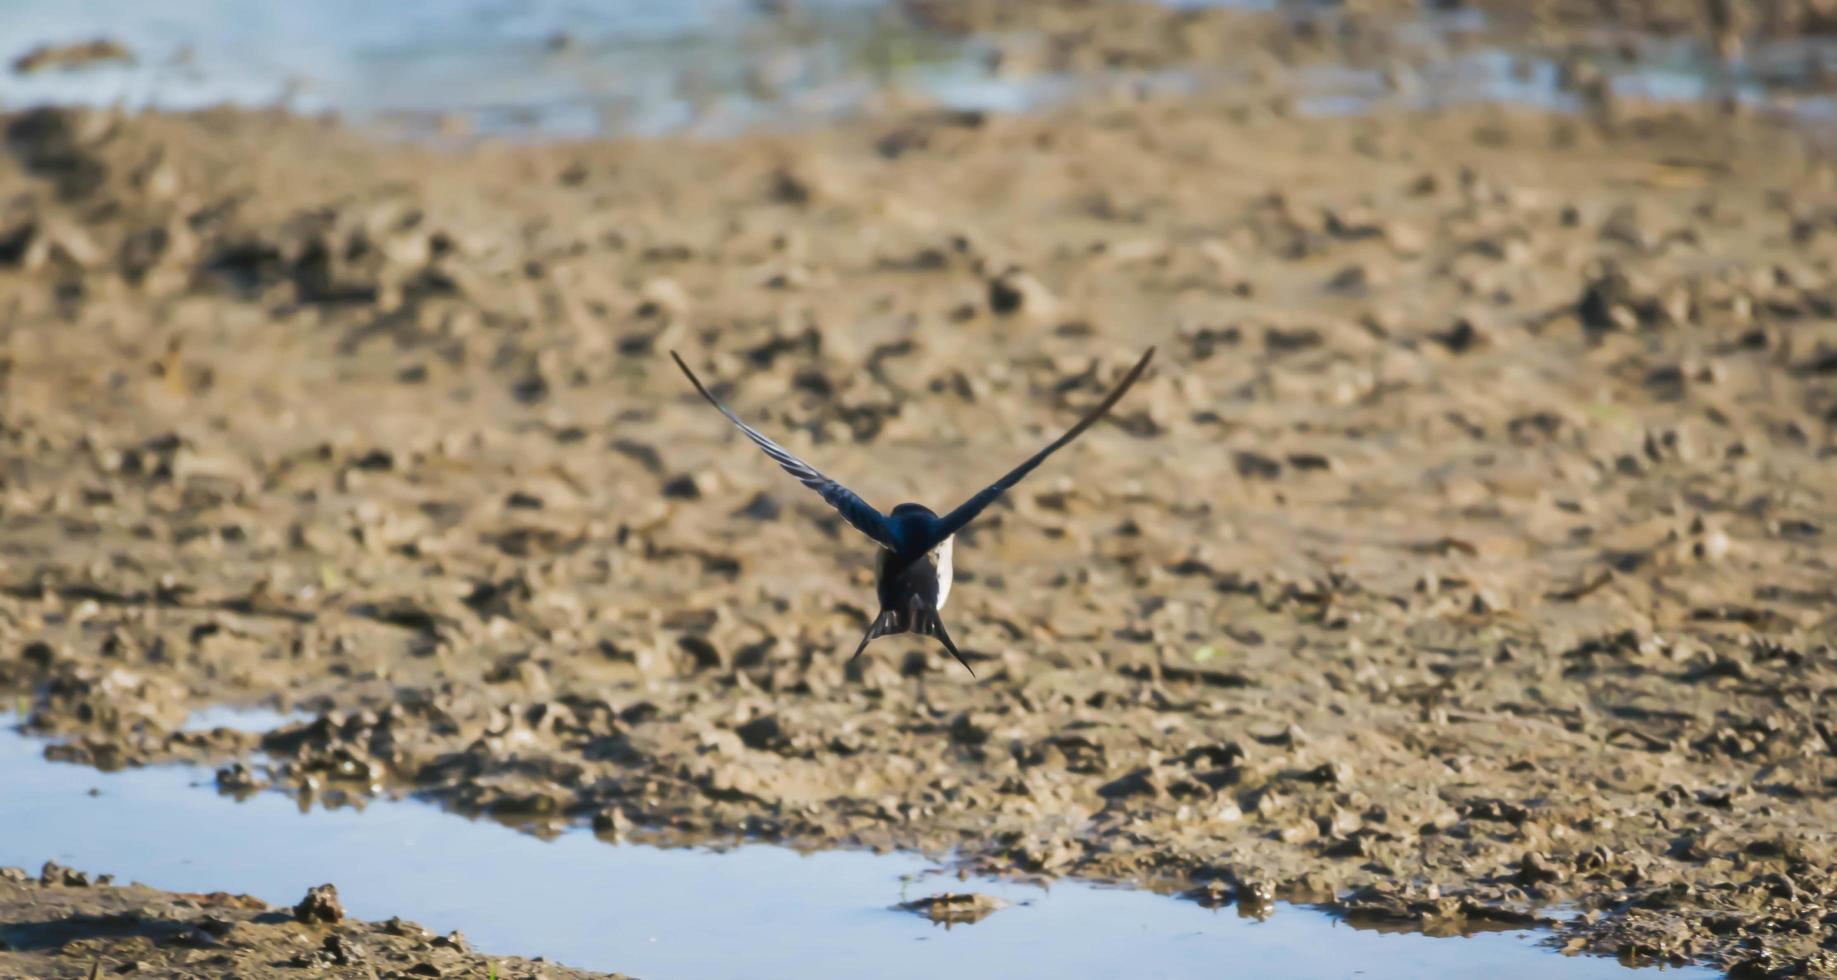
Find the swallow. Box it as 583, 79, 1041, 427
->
670, 347, 1155, 675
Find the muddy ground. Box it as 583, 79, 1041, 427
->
2, 1, 1836, 976
0, 864, 614, 978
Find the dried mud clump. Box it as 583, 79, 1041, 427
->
293, 883, 344, 925
11, 39, 134, 75
899, 892, 1006, 925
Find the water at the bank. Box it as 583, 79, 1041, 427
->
0, 717, 1715, 980
1, 0, 1832, 141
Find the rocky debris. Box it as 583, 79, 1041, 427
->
11, 39, 134, 74
898, 892, 1006, 925
0, 865, 623, 978
214, 761, 268, 795
987, 267, 1055, 318
294, 883, 344, 925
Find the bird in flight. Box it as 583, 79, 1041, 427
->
670, 347, 1155, 675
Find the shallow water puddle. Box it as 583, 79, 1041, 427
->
3, 0, 1833, 141
0, 719, 1715, 980
0, 0, 984, 139
179, 703, 311, 734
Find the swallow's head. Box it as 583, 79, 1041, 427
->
889, 502, 938, 519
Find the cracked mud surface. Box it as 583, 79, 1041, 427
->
2, 2, 1837, 975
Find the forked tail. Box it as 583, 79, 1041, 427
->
849, 608, 975, 676
919, 610, 973, 676
851, 610, 898, 662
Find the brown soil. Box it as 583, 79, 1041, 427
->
2, 3, 1836, 977
0, 864, 616, 979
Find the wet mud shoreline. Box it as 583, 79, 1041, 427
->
3, 1, 1837, 976
0, 863, 616, 979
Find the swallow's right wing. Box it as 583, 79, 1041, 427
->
671, 352, 899, 550
921, 347, 1154, 551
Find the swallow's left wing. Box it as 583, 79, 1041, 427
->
920, 347, 1155, 551
671, 351, 899, 550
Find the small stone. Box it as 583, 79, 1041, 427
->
661, 473, 704, 500
1233, 451, 1282, 480
736, 714, 788, 751
294, 883, 343, 925
1384, 221, 1429, 255
1299, 761, 1350, 785
899, 892, 1005, 925
1433, 317, 1488, 353
20, 641, 56, 668
214, 762, 267, 793
732, 491, 780, 521
1185, 879, 1237, 908
1577, 271, 1637, 333
1325, 264, 1378, 295
383, 917, 430, 939
592, 808, 633, 836
768, 166, 814, 205
1239, 878, 1276, 913
987, 268, 1054, 317
1695, 527, 1730, 562
1280, 821, 1318, 844
1519, 851, 1564, 885
320, 933, 361, 965
40, 861, 89, 887
636, 278, 690, 319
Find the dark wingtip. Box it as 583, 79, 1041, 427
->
671, 350, 720, 406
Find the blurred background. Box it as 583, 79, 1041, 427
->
6, 0, 1837, 141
